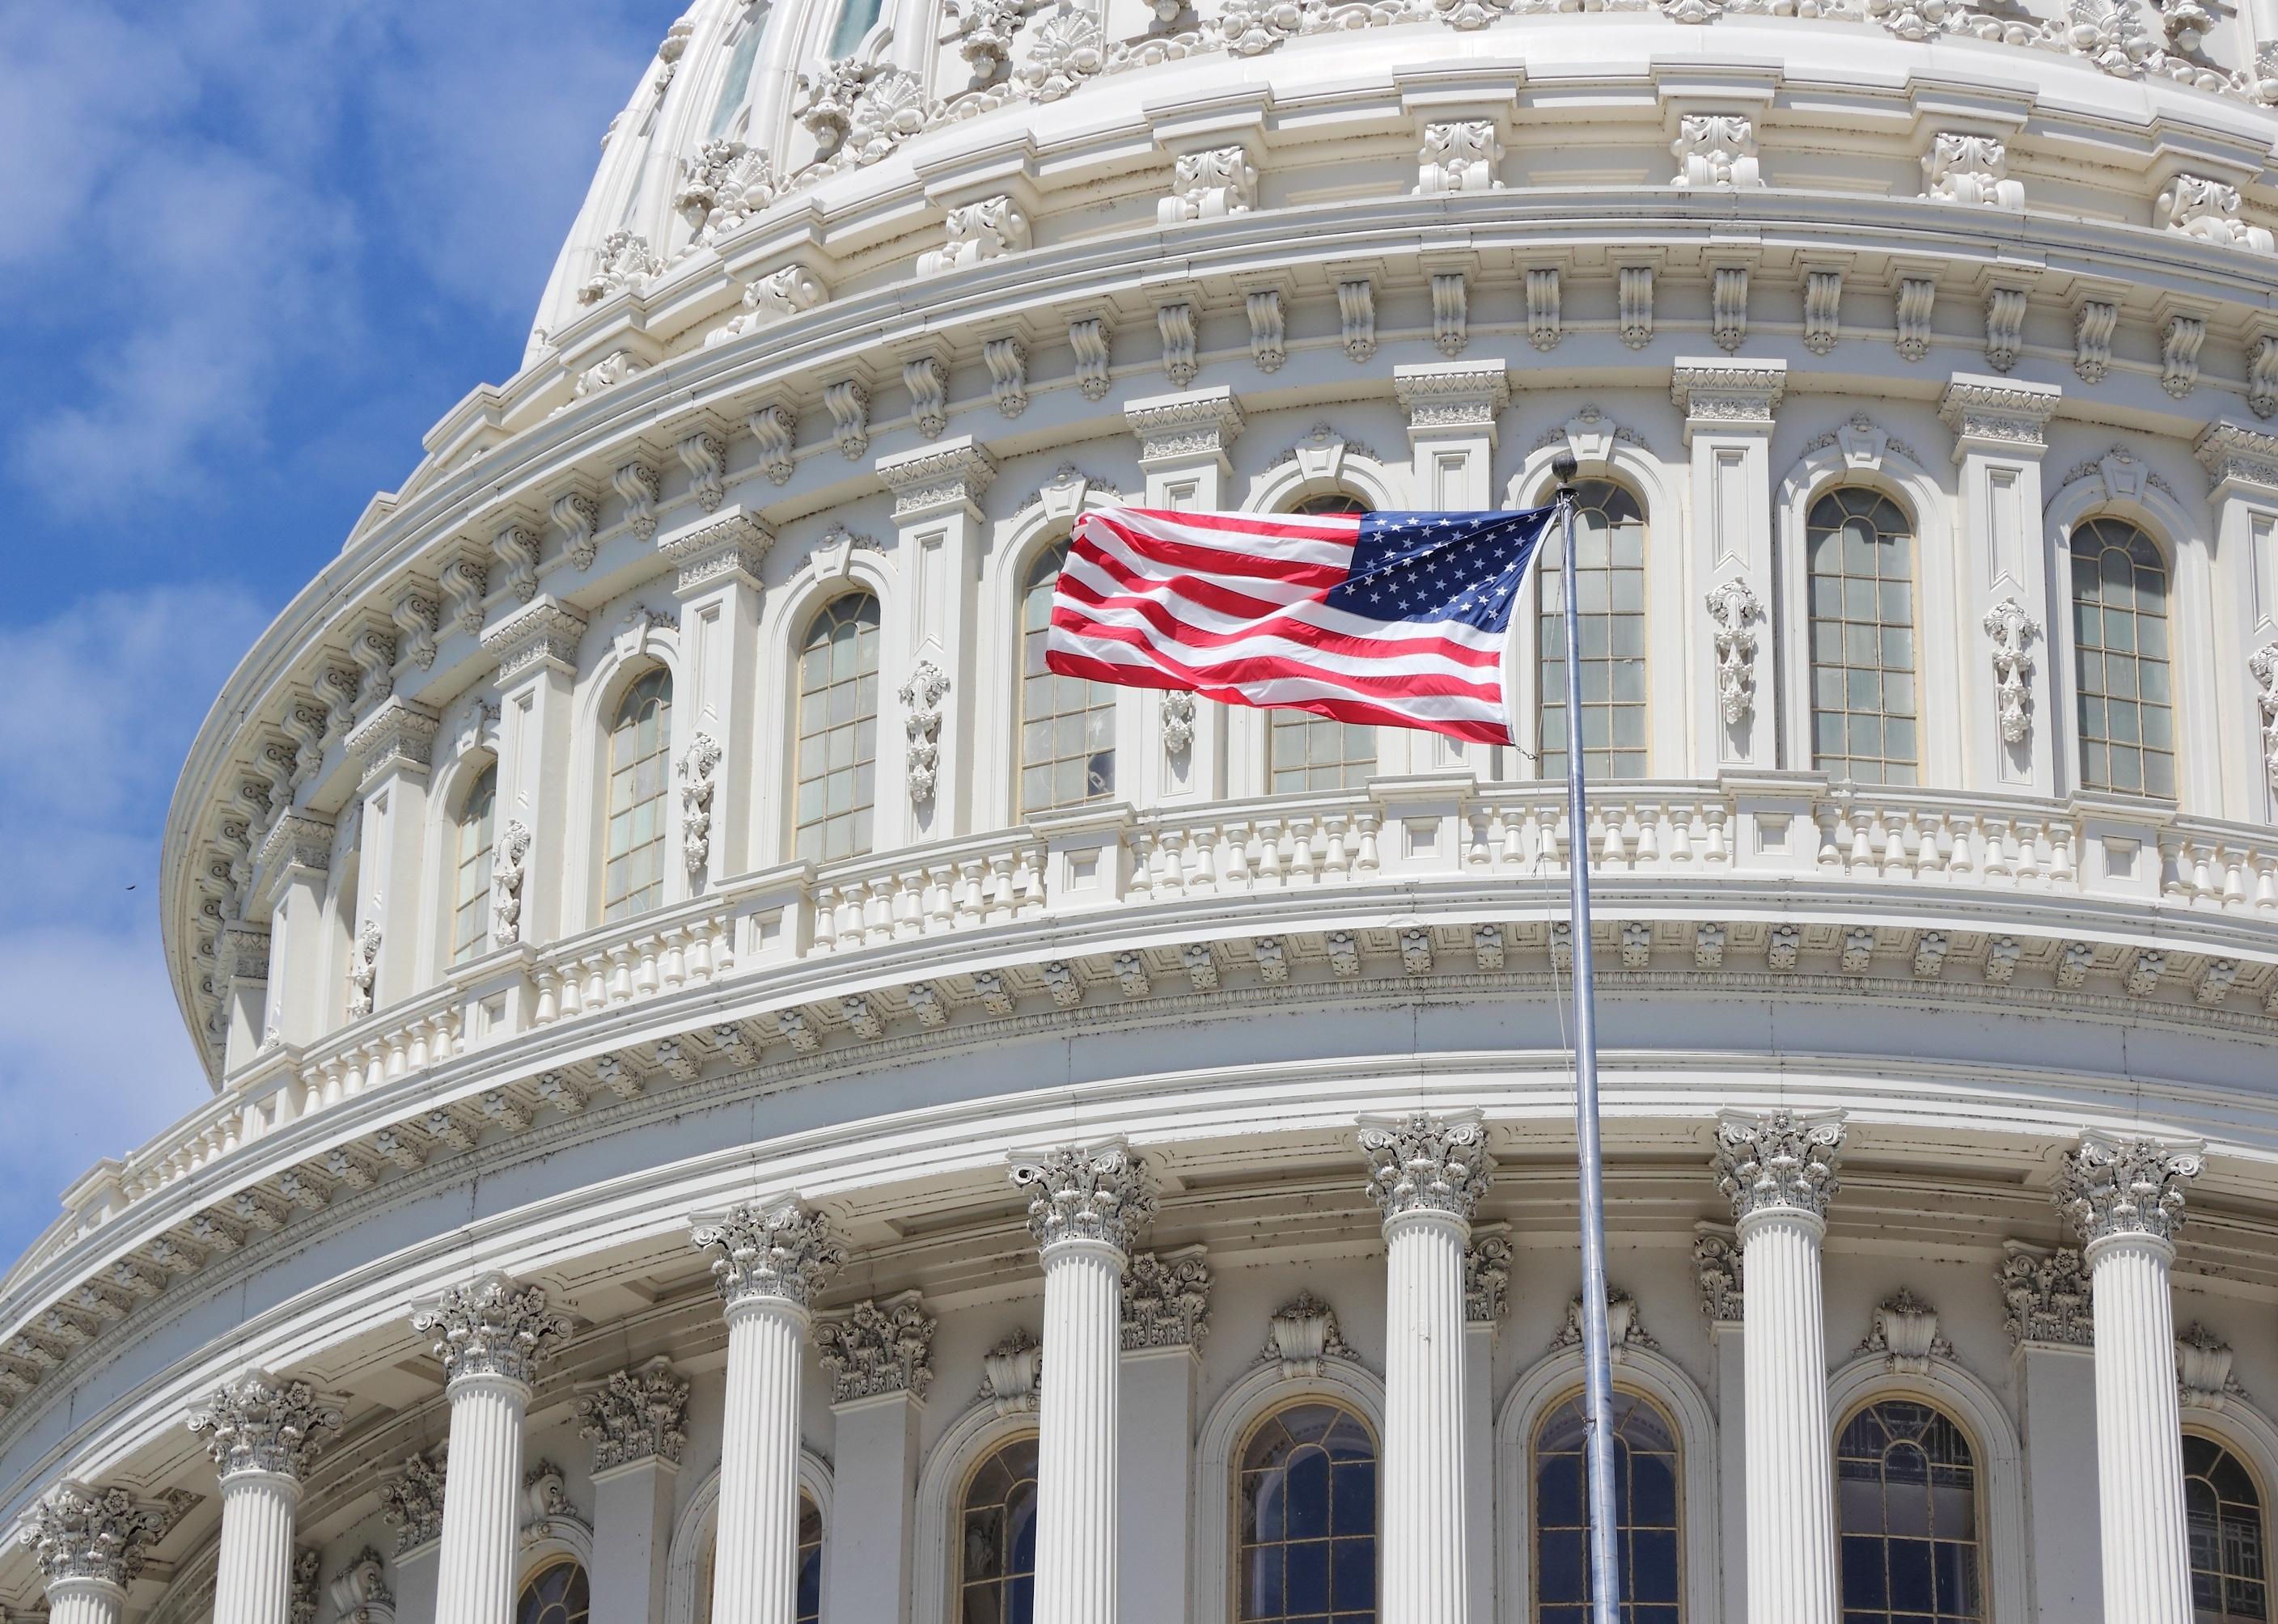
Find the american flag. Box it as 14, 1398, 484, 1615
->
1045, 505, 1560, 746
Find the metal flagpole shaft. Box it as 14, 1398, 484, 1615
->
1551, 454, 1624, 1624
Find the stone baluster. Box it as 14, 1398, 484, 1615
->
17, 1482, 168, 1624
2054, 1133, 2204, 1624
1010, 1144, 1158, 1624
187, 1370, 344, 1624
692, 1200, 843, 1624
412, 1273, 570, 1624
1713, 1109, 1845, 1624
1360, 1112, 1493, 1624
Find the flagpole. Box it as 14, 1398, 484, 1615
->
1548, 454, 1624, 1624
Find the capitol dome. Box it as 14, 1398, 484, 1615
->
9, 0, 2278, 1620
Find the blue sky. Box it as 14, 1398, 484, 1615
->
0, 0, 672, 1263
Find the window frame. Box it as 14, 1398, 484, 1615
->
790, 591, 884, 867
449, 760, 499, 966
1831, 1395, 1990, 1624
599, 664, 675, 924
1014, 537, 1120, 819
1231, 1396, 1382, 1624
2064, 513, 2179, 802
1527, 1384, 1684, 1624
953, 1430, 1044, 1624
2183, 1427, 2274, 1624
516, 1558, 592, 1624
1531, 476, 1652, 785
1802, 484, 1923, 788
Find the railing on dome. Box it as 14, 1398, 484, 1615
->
19, 776, 2278, 1289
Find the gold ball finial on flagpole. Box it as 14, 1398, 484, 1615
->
1551, 452, 1579, 497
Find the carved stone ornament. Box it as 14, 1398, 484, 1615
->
1158, 145, 1257, 224
379, 1449, 447, 1554
1417, 121, 1502, 194
521, 1461, 591, 1548
1704, 577, 1763, 724
1011, 1144, 1158, 1254
1713, 1110, 1845, 1223
1263, 1292, 1357, 1378
578, 230, 663, 305
1161, 690, 1198, 756
917, 194, 1031, 277
1552, 1288, 1658, 1360
19, 1482, 169, 1589
2053, 1133, 2203, 1246
1983, 598, 2042, 745
1694, 1228, 1744, 1322
411, 1272, 570, 1389
1998, 1242, 2093, 1347
1359, 1112, 1493, 1226
1857, 1288, 1954, 1373
816, 1292, 938, 1402
346, 920, 383, 1020
900, 662, 950, 806
481, 600, 588, 684
292, 1545, 321, 1624
1937, 377, 2060, 449
1670, 113, 1761, 188
674, 138, 780, 243
1123, 1248, 1212, 1349
692, 1199, 845, 1311
328, 1547, 395, 1624
679, 732, 722, 882
2251, 644, 2278, 792
576, 1357, 690, 1472
1465, 1230, 1512, 1324
2158, 173, 2277, 252
1922, 132, 2022, 207
185, 1368, 343, 1481
981, 1330, 1042, 1415
2178, 1322, 2250, 1408
491, 819, 531, 946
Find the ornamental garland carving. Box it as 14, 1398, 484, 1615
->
2178, 1322, 2250, 1407
692, 1199, 845, 1309
411, 1273, 570, 1388
2053, 1132, 2203, 1245
328, 1548, 395, 1624
491, 819, 531, 946
1357, 1111, 1493, 1224
575, 1358, 690, 1472
21, 1482, 170, 1588
1694, 1229, 1743, 1322
900, 662, 951, 806
1262, 1292, 1356, 1377
1011, 1144, 1158, 1254
1552, 1287, 1658, 1360
1704, 577, 1763, 725
185, 1369, 343, 1481
981, 1329, 1042, 1414
1123, 1248, 1212, 1348
1464, 1232, 1512, 1323
816, 1292, 938, 1400
1999, 1243, 2092, 1346
679, 733, 722, 882
2251, 644, 2278, 791
1712, 1109, 1845, 1221
1984, 598, 2042, 745
1857, 1288, 1954, 1373
380, 1449, 447, 1554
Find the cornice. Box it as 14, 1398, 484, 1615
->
1670, 357, 1787, 429
1125, 387, 1245, 464
2195, 421, 2278, 493
480, 599, 589, 683
656, 507, 774, 596
1937, 372, 2063, 455
345, 698, 441, 786
1392, 361, 1511, 432
874, 436, 1000, 520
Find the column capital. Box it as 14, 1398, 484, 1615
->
1998, 1241, 2094, 1348
1123, 1246, 1212, 1350
185, 1368, 342, 1482
345, 698, 441, 789
1693, 1224, 1744, 1324
1358, 1110, 1493, 1228
2053, 1132, 2204, 1250
1011, 1143, 1158, 1256
692, 1199, 844, 1312
327, 1548, 396, 1624
658, 506, 774, 597
411, 1271, 570, 1391
1124, 387, 1244, 468
876, 437, 999, 521
1464, 1229, 1512, 1326
379, 1448, 446, 1556
481, 598, 588, 685
18, 1481, 168, 1592
1937, 373, 2061, 459
2195, 421, 2278, 495
1712, 1108, 1844, 1224
816, 1291, 938, 1402
574, 1355, 690, 1474
1392, 361, 1511, 438
1670, 357, 1786, 438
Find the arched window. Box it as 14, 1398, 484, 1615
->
451, 763, 497, 963
1272, 494, 1378, 792
1539, 480, 1647, 780
795, 594, 881, 864
828, 0, 885, 57
1836, 1399, 1984, 1624
695, 1492, 824, 1624
602, 668, 672, 922
1807, 488, 1918, 786
517, 1560, 591, 1624
1534, 1389, 1681, 1624
1020, 543, 1116, 814
1236, 1400, 1378, 1624
2185, 1434, 2268, 1623
2071, 518, 2176, 798
959, 1434, 1040, 1624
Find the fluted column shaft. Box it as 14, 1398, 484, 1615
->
1382, 1207, 1471, 1624
212, 1470, 301, 1624
434, 1372, 529, 1624
2090, 1233, 2191, 1624
1035, 1236, 1125, 1624
1737, 1208, 1839, 1624
713, 1297, 811, 1624
43, 1579, 125, 1624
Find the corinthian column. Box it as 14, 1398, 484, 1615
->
693, 1200, 843, 1624
2055, 1133, 2204, 1624
1360, 1112, 1493, 1624
187, 1370, 343, 1624
413, 1273, 570, 1624
18, 1482, 167, 1624
1011, 1144, 1158, 1624
1713, 1109, 1844, 1624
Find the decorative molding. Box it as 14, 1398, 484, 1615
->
1983, 598, 2042, 745
980, 1328, 1041, 1414
659, 509, 773, 594
1937, 374, 2060, 453
1713, 1109, 1844, 1222
824, 379, 870, 460
2158, 173, 2276, 252
1126, 389, 1245, 463
1337, 279, 1375, 362
491, 818, 531, 945
900, 662, 950, 806
380, 1448, 447, 1554
1070, 317, 1112, 399
1552, 1287, 1658, 1360
1464, 1229, 1511, 1324
185, 1368, 342, 1480
1802, 269, 1842, 354
2252, 643, 2278, 793
2195, 421, 2278, 492
986, 334, 1031, 414
482, 600, 588, 683
1671, 113, 1760, 188
903, 354, 949, 438
520, 1460, 591, 1549
19, 1482, 170, 1588
1393, 361, 1509, 430
411, 1272, 570, 1389
1693, 1226, 1743, 1322
917, 195, 1031, 277
1357, 1110, 1493, 1224
692, 1200, 843, 1310
1895, 277, 1935, 362
1160, 690, 1198, 757
612, 461, 663, 539
709, 264, 827, 349
1159, 146, 1256, 223
1438, 272, 1472, 357
1704, 577, 1763, 725
2074, 300, 2117, 383
1712, 267, 1749, 352
328, 1548, 395, 1624
1984, 287, 2028, 372
1999, 1241, 2092, 1347
679, 733, 722, 882
2177, 1322, 2250, 1408
1618, 265, 1654, 349
1417, 121, 1502, 194
2054, 1132, 2203, 1245
1924, 132, 2022, 206
816, 1291, 937, 1402
1262, 1292, 1356, 1377
1123, 1246, 1211, 1349
578, 230, 661, 305
2162, 313, 2207, 398
1011, 1143, 1157, 1254
1246, 290, 1286, 372
1857, 1288, 1954, 1372
1671, 358, 1785, 427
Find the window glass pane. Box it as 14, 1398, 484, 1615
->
451, 764, 498, 963
1539, 480, 1648, 782
1021, 543, 1117, 814
602, 670, 673, 922
1835, 1401, 1983, 1624
1240, 1402, 1378, 1624
797, 1495, 825, 1624
961, 1436, 1041, 1624
2186, 1434, 2270, 1624
2072, 519, 2175, 799
1806, 490, 1917, 787
795, 595, 881, 865
516, 1561, 591, 1624
1533, 1390, 1682, 1622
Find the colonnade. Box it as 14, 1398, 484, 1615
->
15, 1118, 2208, 1624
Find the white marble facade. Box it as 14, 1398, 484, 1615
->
9, 0, 2278, 1620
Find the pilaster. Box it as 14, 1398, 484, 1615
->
1120, 1249, 1209, 1624
1672, 359, 1786, 774
346, 698, 441, 1008
481, 600, 588, 946
1939, 374, 2063, 795
1462, 1228, 1509, 1624
253, 814, 334, 1047
578, 1357, 690, 1624
1998, 1241, 2101, 1624
819, 1293, 936, 1624
660, 509, 773, 889
2195, 422, 2278, 820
